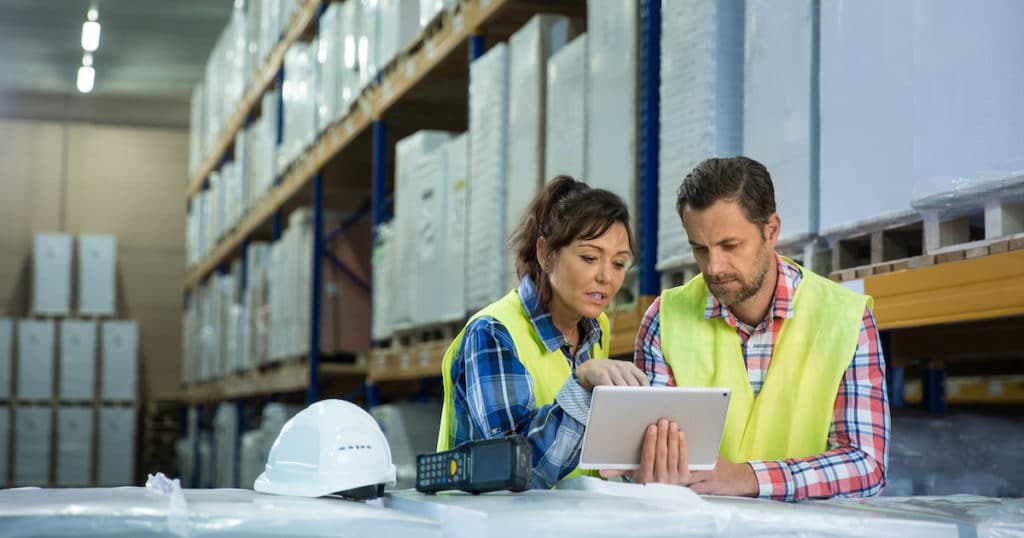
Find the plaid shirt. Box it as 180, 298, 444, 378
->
635, 255, 890, 501
448, 275, 602, 489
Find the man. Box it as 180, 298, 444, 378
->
631, 156, 889, 501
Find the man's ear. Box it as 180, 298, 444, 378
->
764, 213, 781, 245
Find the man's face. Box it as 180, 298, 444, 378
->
681, 199, 778, 307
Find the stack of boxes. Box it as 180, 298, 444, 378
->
1, 233, 139, 488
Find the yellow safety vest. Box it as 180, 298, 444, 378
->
660, 259, 871, 462
437, 289, 609, 480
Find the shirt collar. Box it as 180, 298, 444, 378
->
705, 253, 799, 323
519, 275, 603, 353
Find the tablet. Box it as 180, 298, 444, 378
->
579, 386, 731, 471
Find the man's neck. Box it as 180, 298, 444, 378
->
729, 257, 779, 327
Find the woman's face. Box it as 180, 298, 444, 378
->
545, 222, 632, 321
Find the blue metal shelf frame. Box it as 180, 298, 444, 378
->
638, 0, 661, 297
366, 119, 389, 409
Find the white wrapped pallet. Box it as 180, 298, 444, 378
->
189, 82, 206, 178
17, 320, 54, 400
378, 0, 420, 71
819, 0, 914, 234
32, 233, 72, 316
506, 14, 574, 290
245, 0, 263, 84
359, 0, 381, 86
259, 0, 283, 65
78, 234, 117, 316
98, 407, 136, 487
0, 405, 7, 485
278, 41, 318, 176
214, 403, 239, 488
372, 222, 395, 341
545, 33, 587, 181
245, 242, 272, 368
14, 406, 51, 486
744, 0, 816, 244
393, 131, 453, 329
656, 0, 744, 269
56, 407, 93, 487
317, 3, 343, 129
0, 320, 11, 399
467, 43, 510, 310
198, 432, 213, 488
339, 0, 363, 110
370, 401, 442, 489
587, 0, 638, 216
239, 429, 265, 489
821, 0, 1024, 234
440, 134, 469, 323
59, 320, 97, 401
101, 321, 138, 401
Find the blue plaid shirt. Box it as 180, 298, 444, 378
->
448, 275, 603, 489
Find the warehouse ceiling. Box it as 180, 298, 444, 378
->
0, 0, 233, 125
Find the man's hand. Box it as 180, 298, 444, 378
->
576, 359, 649, 391
688, 456, 760, 497
600, 419, 689, 484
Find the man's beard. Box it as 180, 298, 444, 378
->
706, 244, 771, 307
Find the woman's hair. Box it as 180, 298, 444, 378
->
508, 175, 635, 307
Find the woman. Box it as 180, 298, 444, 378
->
436, 176, 649, 489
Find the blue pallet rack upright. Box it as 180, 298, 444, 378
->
639, 0, 662, 297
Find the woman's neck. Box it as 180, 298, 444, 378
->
547, 297, 582, 344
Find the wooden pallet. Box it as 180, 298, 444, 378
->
368, 322, 462, 384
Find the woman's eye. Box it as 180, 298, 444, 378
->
581, 256, 596, 263
613, 261, 627, 269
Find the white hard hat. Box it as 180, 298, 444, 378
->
254, 399, 397, 498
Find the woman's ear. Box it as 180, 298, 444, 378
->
536, 237, 554, 274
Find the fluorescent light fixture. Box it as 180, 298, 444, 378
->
77, 65, 95, 93
82, 21, 101, 52
87, 7, 98, 21
82, 53, 93, 67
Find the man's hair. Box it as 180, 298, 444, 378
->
675, 156, 776, 226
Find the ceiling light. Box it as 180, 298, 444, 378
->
82, 53, 93, 67
77, 66, 95, 93
87, 7, 98, 21
82, 21, 101, 52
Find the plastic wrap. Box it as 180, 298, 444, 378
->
78, 234, 117, 316
214, 404, 239, 489
17, 319, 55, 399
544, 33, 587, 182
58, 320, 96, 400
505, 14, 573, 290
0, 319, 11, 399
587, 0, 638, 221
0, 484, 442, 537
466, 43, 510, 310
656, 0, 744, 270
101, 321, 138, 401
743, 0, 815, 243
440, 134, 470, 323
56, 407, 93, 487
189, 82, 205, 178
372, 222, 395, 340
32, 233, 72, 315
0, 405, 8, 487
370, 401, 443, 489
98, 407, 137, 486
378, 0, 420, 71
14, 406, 51, 487
279, 42, 318, 176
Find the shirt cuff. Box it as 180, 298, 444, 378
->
556, 377, 593, 426
748, 460, 793, 501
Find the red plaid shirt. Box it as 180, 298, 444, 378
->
634, 255, 889, 501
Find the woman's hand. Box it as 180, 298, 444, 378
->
575, 359, 650, 391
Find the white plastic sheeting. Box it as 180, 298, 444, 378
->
440, 134, 470, 323
56, 407, 93, 487
214, 403, 239, 489
743, 0, 816, 244
656, 0, 744, 270
370, 401, 443, 489
466, 44, 510, 310
0, 320, 9, 399
0, 478, 442, 538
